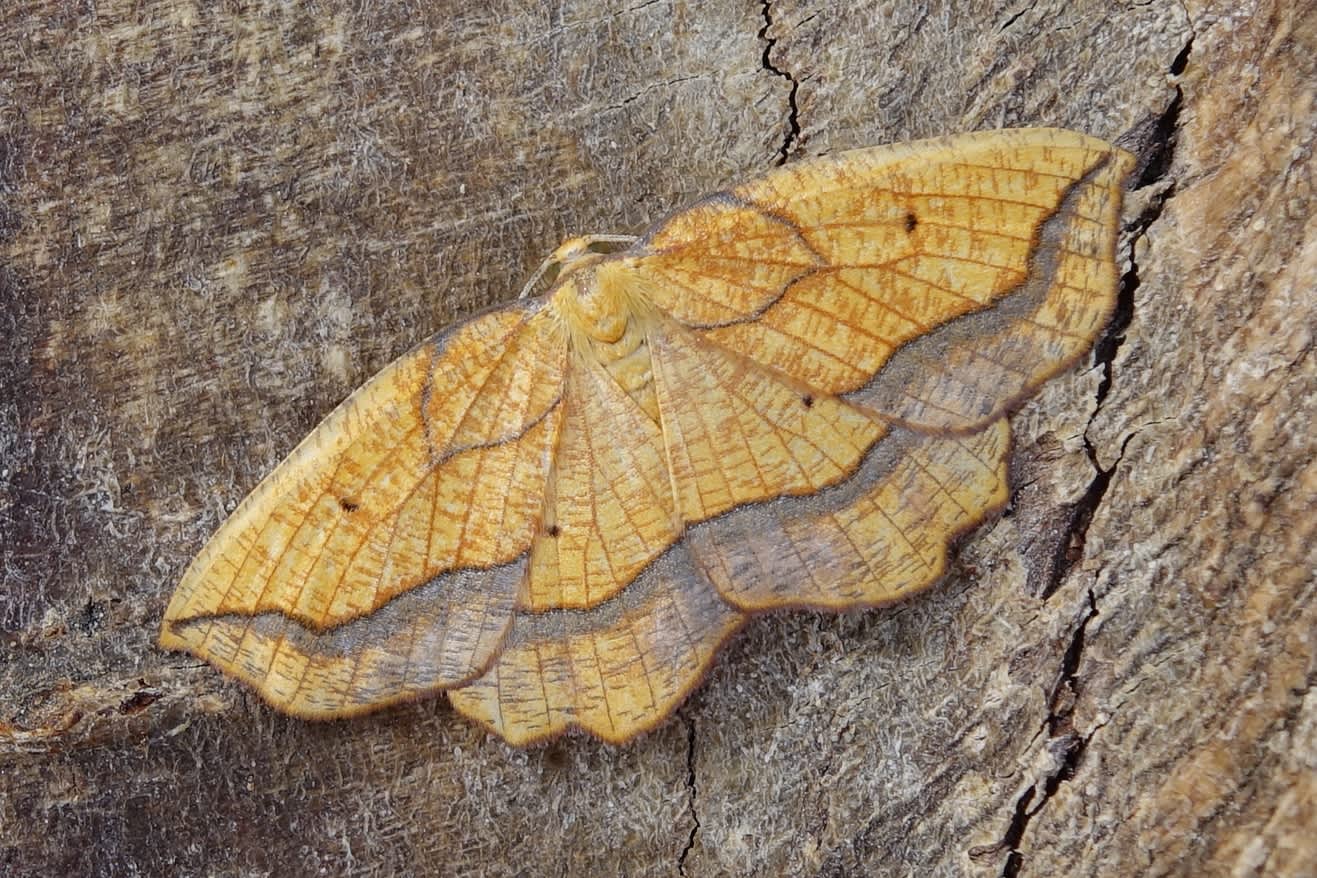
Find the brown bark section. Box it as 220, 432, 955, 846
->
1, 1, 1309, 876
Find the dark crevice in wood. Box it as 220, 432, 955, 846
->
1132, 58, 1187, 191
1002, 40, 1194, 853
998, 39, 1196, 859
997, 786, 1036, 877
758, 0, 801, 165
1037, 40, 1189, 603
1169, 35, 1193, 75
997, 0, 1038, 34
1000, 590, 1101, 877
1046, 590, 1100, 737
677, 712, 700, 875
1099, 42, 1186, 403
1006, 46, 1195, 837
1038, 429, 1128, 602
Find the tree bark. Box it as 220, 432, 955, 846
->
1, 0, 1310, 875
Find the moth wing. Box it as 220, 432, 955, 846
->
160, 302, 565, 718
601, 127, 1135, 431
685, 421, 1012, 611
448, 544, 745, 745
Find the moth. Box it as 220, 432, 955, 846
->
161, 128, 1134, 745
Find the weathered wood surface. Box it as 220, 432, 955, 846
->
1, 1, 1310, 875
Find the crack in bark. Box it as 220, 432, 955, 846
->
1045, 590, 1100, 738
603, 75, 700, 113
996, 591, 1102, 877
993, 32, 1195, 874
677, 712, 700, 876
1036, 47, 1187, 603
998, 1, 1039, 33
758, 0, 801, 165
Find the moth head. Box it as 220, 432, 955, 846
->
548, 236, 605, 276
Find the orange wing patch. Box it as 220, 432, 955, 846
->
162, 128, 1134, 743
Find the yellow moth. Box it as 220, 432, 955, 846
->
162, 128, 1134, 745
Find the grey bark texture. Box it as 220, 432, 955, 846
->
1, 0, 1312, 876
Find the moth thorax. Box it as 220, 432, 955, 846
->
564, 274, 630, 344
